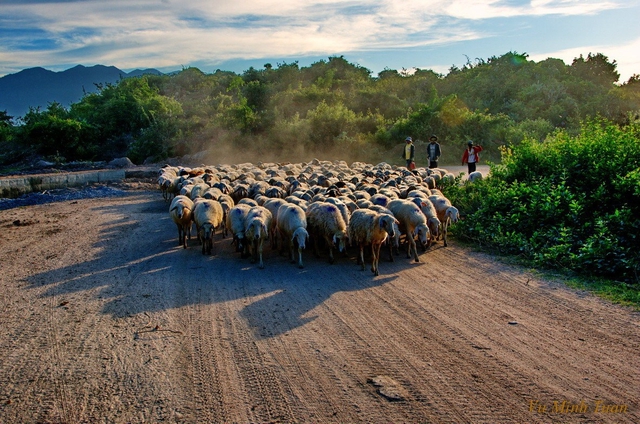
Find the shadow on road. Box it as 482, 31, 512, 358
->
24, 193, 413, 339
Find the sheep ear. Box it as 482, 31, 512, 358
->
333, 234, 337, 245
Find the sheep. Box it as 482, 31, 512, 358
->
276, 203, 309, 268
226, 203, 252, 257
193, 198, 224, 255
244, 206, 273, 269
356, 199, 373, 209
217, 194, 235, 238
369, 193, 391, 207
324, 197, 351, 231
408, 197, 441, 243
349, 209, 398, 276
467, 171, 483, 183
203, 186, 224, 200
368, 204, 401, 262
263, 198, 288, 249
387, 199, 430, 262
189, 182, 210, 199
306, 202, 348, 264
169, 195, 194, 248
160, 176, 181, 202
429, 195, 459, 247
285, 196, 309, 211
238, 198, 259, 207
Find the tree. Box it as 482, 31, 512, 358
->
18, 102, 99, 160
571, 53, 620, 86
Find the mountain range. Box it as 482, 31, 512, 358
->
0, 65, 163, 119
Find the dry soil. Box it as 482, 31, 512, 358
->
0, 185, 638, 423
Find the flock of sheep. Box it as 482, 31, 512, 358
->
159, 160, 465, 276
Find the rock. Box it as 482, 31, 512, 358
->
108, 157, 135, 168
368, 375, 407, 402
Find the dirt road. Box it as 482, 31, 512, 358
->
0, 189, 638, 423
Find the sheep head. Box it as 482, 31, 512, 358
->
201, 223, 214, 241
378, 215, 398, 240
446, 206, 460, 224
413, 223, 430, 248
292, 227, 309, 250
332, 230, 348, 253
428, 217, 441, 238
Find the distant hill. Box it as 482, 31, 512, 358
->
0, 65, 164, 118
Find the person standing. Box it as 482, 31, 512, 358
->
461, 140, 483, 174
403, 136, 415, 169
426, 135, 441, 169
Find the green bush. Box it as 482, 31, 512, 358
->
447, 118, 640, 284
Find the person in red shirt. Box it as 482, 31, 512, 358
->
461, 140, 483, 174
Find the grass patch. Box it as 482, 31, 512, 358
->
452, 236, 640, 310
562, 276, 640, 309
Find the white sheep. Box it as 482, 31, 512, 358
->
349, 209, 398, 276
323, 197, 351, 231
226, 203, 252, 257
193, 198, 224, 255
276, 203, 309, 268
306, 202, 349, 264
429, 195, 459, 247
408, 197, 441, 244
263, 198, 288, 249
216, 194, 235, 238
368, 204, 401, 262
169, 195, 194, 248
467, 171, 483, 183
160, 176, 181, 202
189, 182, 211, 199
238, 198, 259, 207
244, 206, 273, 269
387, 199, 430, 262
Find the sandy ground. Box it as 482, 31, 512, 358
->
0, 184, 638, 423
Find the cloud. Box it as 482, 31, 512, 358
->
445, 0, 620, 20
0, 0, 632, 76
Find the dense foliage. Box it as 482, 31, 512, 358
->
446, 119, 640, 286
1, 52, 639, 166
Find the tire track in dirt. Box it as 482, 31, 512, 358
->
2, 191, 638, 423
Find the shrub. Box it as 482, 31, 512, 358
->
447, 118, 640, 284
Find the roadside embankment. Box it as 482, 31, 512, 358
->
0, 168, 157, 198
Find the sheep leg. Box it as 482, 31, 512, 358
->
405, 235, 412, 259
249, 240, 256, 263
442, 218, 449, 247
288, 240, 295, 263
358, 245, 365, 271
328, 246, 335, 264
409, 237, 419, 262
176, 224, 183, 246
258, 238, 265, 269
297, 246, 304, 269
372, 242, 382, 276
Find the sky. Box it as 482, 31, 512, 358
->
1, 0, 639, 82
